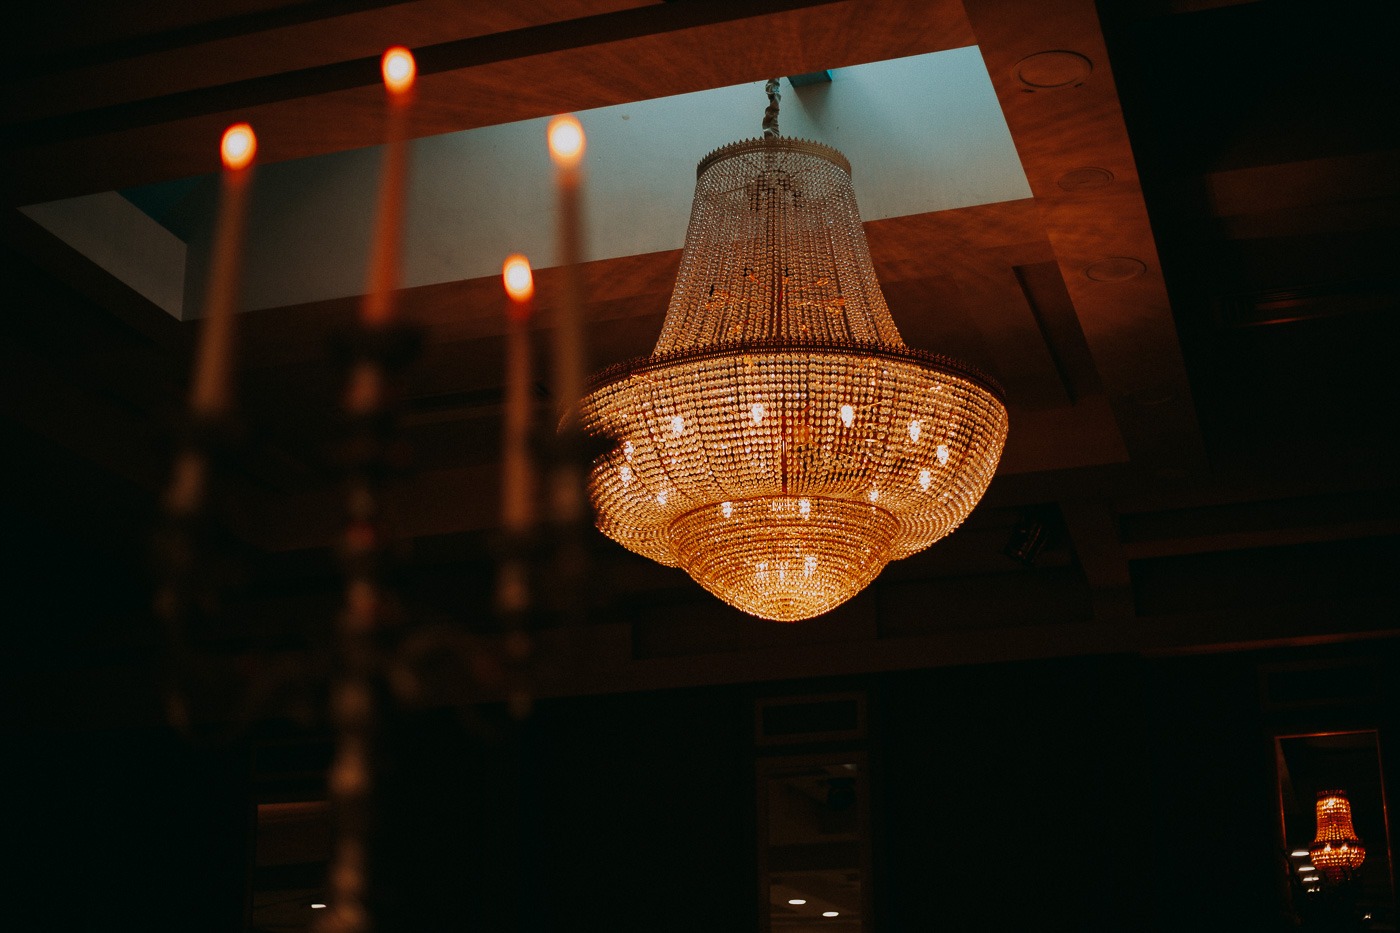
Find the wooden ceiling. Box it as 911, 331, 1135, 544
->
3, 0, 1399, 717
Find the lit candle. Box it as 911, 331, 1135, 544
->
189, 122, 256, 418
168, 122, 257, 519
547, 115, 586, 425
500, 254, 535, 535
360, 46, 416, 329
158, 121, 258, 733
547, 114, 587, 524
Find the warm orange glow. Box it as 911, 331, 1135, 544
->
547, 115, 585, 169
381, 46, 416, 94
578, 136, 1007, 622
502, 254, 534, 304
1309, 789, 1366, 883
220, 123, 256, 170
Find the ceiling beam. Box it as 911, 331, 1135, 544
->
4, 0, 975, 205
962, 0, 1204, 481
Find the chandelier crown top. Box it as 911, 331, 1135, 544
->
695, 135, 851, 178
655, 134, 900, 357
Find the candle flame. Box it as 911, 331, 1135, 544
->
502, 254, 534, 303
381, 46, 416, 95
220, 123, 256, 170
547, 115, 585, 168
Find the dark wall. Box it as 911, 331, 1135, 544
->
9, 729, 251, 931
1143, 654, 1280, 933
360, 688, 756, 933
878, 656, 1152, 931
524, 689, 756, 933
364, 645, 1398, 932
9, 644, 1398, 931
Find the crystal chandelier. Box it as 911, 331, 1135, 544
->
579, 81, 1008, 621
1309, 789, 1366, 883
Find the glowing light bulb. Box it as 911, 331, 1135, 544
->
868, 487, 879, 503
839, 404, 854, 427
623, 440, 634, 461
501, 254, 533, 302
619, 464, 633, 487
220, 123, 256, 170
919, 468, 931, 490
798, 498, 811, 518
804, 555, 817, 576
908, 419, 921, 442
656, 489, 668, 505
751, 403, 766, 424
936, 444, 950, 465
671, 415, 685, 436
381, 46, 416, 94
548, 115, 586, 168
721, 501, 733, 518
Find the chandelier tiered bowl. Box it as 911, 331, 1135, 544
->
579, 89, 1008, 621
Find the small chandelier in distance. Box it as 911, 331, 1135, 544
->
1309, 789, 1366, 883
579, 80, 1009, 621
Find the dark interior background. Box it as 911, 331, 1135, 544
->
5, 0, 1400, 930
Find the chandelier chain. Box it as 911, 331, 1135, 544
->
763, 78, 781, 138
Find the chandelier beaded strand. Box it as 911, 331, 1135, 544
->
577, 80, 1009, 621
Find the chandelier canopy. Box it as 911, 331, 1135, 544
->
578, 85, 1008, 621
1309, 789, 1366, 883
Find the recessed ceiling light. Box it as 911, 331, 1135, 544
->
311, 903, 327, 909
1303, 875, 1320, 883
822, 911, 840, 918
1291, 850, 1310, 857
788, 899, 807, 905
